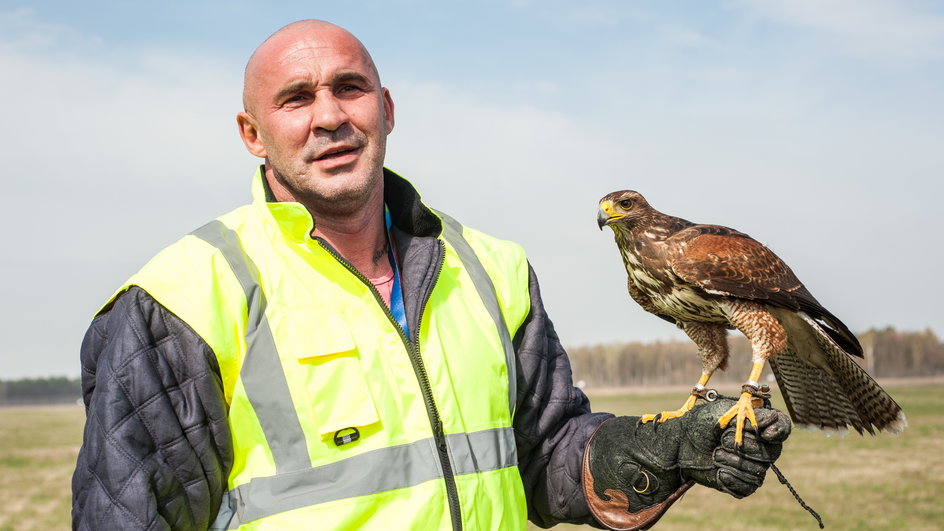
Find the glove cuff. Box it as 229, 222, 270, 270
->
581, 418, 695, 530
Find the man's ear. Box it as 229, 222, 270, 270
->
237, 112, 267, 158
382, 88, 395, 134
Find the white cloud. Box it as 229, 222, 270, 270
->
735, 0, 944, 60
658, 24, 716, 48
0, 8, 102, 50
0, 14, 253, 262
0, 11, 256, 377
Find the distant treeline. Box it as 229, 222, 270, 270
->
567, 327, 944, 389
3, 327, 941, 404
0, 376, 81, 406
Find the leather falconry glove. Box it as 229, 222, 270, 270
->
582, 397, 791, 530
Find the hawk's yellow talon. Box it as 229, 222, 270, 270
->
641, 394, 699, 424
655, 409, 685, 423
718, 391, 758, 445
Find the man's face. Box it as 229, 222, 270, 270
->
238, 26, 394, 216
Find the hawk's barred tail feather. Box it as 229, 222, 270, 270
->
769, 310, 907, 435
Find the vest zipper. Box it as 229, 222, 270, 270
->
316, 238, 462, 531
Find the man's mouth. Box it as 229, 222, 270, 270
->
315, 145, 360, 161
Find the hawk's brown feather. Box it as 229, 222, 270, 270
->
670, 229, 809, 302
666, 227, 862, 355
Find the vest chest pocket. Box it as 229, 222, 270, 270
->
272, 309, 381, 443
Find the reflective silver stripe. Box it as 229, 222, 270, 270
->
224, 427, 515, 528
446, 427, 517, 475
436, 211, 517, 417
191, 221, 311, 473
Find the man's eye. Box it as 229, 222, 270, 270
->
283, 93, 311, 105
337, 85, 364, 96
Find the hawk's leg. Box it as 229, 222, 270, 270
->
718, 301, 787, 445
718, 360, 765, 444
642, 323, 729, 424
641, 372, 714, 423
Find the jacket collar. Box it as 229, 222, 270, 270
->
250, 165, 444, 242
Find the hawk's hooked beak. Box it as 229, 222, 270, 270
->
597, 201, 622, 230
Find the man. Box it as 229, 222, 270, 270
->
72, 20, 790, 530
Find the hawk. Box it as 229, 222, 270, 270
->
597, 190, 906, 444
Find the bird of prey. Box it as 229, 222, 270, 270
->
597, 190, 906, 444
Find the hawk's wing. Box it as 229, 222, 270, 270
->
669, 225, 863, 356
669, 226, 810, 303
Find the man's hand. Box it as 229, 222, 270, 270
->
581, 397, 791, 530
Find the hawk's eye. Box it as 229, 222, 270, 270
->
618, 199, 633, 209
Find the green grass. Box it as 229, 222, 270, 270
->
0, 405, 85, 531
537, 382, 944, 530
2, 384, 941, 530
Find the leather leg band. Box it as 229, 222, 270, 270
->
691, 387, 718, 402
742, 383, 772, 408
741, 383, 771, 398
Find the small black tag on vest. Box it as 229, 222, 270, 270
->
334, 427, 360, 446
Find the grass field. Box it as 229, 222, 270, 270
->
1, 383, 941, 530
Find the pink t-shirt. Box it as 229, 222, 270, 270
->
370, 269, 395, 308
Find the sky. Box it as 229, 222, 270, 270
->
2, 1, 943, 378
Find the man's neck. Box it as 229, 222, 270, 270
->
312, 202, 390, 280
262, 167, 391, 279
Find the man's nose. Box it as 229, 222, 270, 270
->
311, 93, 349, 132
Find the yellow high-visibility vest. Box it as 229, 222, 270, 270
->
103, 167, 531, 530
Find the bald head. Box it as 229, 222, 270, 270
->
242, 20, 381, 113
234, 19, 395, 222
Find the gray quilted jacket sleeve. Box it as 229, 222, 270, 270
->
514, 265, 613, 528
72, 287, 233, 531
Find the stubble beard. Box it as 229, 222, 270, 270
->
269, 132, 387, 219
271, 165, 381, 218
